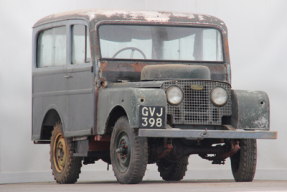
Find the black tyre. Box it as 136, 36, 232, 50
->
110, 117, 148, 184
230, 139, 257, 182
157, 156, 189, 181
50, 123, 82, 184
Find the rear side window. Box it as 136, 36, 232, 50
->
71, 25, 91, 64
37, 26, 66, 68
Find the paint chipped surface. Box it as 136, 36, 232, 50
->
170, 12, 195, 19
33, 9, 97, 26
95, 10, 170, 22
198, 15, 205, 21
232, 90, 270, 130
252, 116, 268, 128
33, 9, 226, 29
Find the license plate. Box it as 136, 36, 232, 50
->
139, 106, 165, 128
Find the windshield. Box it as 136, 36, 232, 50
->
99, 25, 223, 62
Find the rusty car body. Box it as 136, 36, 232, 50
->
32, 9, 277, 184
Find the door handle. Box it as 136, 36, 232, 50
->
64, 75, 72, 78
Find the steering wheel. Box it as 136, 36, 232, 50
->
112, 47, 146, 59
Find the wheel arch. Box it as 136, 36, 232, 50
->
105, 105, 128, 134
40, 105, 64, 141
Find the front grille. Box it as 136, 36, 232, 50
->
162, 80, 231, 125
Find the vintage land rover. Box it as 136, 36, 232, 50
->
32, 9, 277, 184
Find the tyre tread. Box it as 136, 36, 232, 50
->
231, 139, 257, 182
111, 117, 148, 184
157, 156, 189, 181
50, 123, 82, 184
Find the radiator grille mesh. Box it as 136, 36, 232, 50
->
162, 80, 231, 125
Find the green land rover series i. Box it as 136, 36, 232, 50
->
32, 9, 277, 184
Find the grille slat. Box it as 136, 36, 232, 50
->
162, 80, 231, 125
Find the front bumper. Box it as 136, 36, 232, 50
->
138, 128, 277, 139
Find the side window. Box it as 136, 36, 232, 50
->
37, 26, 66, 68
71, 25, 91, 64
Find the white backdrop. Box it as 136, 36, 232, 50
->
1, 0, 286, 184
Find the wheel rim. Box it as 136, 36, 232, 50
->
53, 132, 66, 173
114, 130, 131, 173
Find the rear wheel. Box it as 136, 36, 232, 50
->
230, 139, 257, 182
110, 117, 148, 184
50, 123, 82, 184
157, 156, 189, 181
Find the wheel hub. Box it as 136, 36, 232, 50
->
114, 131, 130, 172
53, 133, 66, 173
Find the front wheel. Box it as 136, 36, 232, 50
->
50, 123, 82, 184
157, 156, 189, 181
230, 139, 257, 182
110, 117, 148, 184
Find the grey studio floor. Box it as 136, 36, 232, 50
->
1, 180, 287, 192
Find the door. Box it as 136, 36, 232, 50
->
32, 21, 69, 140
64, 20, 95, 137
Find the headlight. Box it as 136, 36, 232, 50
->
211, 87, 228, 106
166, 86, 183, 105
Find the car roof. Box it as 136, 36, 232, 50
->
33, 9, 227, 32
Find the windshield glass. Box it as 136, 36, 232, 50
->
99, 25, 223, 62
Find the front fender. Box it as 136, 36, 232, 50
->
97, 87, 167, 134
231, 90, 270, 130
